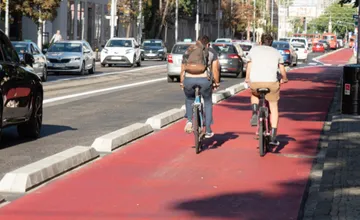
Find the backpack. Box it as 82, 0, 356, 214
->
183, 41, 209, 74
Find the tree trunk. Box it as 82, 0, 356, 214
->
37, 23, 43, 50
155, 0, 170, 39
126, 23, 131, 37
247, 20, 250, 40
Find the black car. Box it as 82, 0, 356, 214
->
140, 39, 167, 61
210, 43, 244, 78
0, 30, 43, 141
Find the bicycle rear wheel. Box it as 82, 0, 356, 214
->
193, 106, 202, 154
259, 120, 266, 157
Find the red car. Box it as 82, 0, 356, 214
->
312, 43, 325, 53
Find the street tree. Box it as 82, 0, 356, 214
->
307, 3, 356, 38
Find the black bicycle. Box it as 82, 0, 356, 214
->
193, 86, 206, 154
255, 88, 272, 157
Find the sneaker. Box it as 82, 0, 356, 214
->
205, 132, 214, 138
250, 114, 258, 127
184, 122, 193, 133
269, 139, 280, 146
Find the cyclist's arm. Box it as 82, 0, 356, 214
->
278, 54, 288, 82
212, 59, 220, 84
245, 61, 252, 82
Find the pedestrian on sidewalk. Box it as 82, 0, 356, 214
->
245, 33, 289, 145
180, 35, 220, 138
50, 30, 63, 44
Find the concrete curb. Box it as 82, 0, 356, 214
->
212, 90, 232, 103
225, 83, 245, 95
91, 123, 153, 154
146, 108, 186, 129
0, 146, 98, 194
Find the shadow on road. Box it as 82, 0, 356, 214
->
0, 124, 77, 150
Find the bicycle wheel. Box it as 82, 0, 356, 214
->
259, 120, 266, 157
193, 105, 202, 154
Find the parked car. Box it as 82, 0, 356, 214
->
0, 29, 43, 141
44, 40, 95, 75
272, 41, 297, 66
312, 42, 326, 53
167, 41, 195, 82
140, 39, 167, 61
12, 41, 48, 82
100, 37, 141, 67
210, 42, 244, 78
232, 41, 248, 72
291, 42, 309, 62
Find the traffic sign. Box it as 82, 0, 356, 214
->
345, 83, 351, 95
353, 14, 359, 19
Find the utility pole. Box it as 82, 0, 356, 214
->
253, 0, 256, 42
217, 0, 220, 38
231, 0, 233, 37
110, 0, 116, 38
175, 0, 178, 43
138, 0, 142, 44
196, 0, 200, 40
271, 0, 274, 27
5, 0, 9, 37
357, 3, 360, 64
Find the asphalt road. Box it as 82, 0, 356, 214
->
0, 50, 331, 179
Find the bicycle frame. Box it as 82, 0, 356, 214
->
256, 93, 271, 136
194, 88, 204, 129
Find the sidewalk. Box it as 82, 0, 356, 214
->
0, 50, 353, 220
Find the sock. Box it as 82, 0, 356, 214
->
251, 104, 258, 115
271, 128, 277, 141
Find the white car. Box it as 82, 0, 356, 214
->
290, 37, 309, 50
292, 42, 309, 62
215, 38, 232, 43
100, 37, 141, 67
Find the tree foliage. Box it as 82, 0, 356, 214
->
307, 3, 356, 37
0, 0, 61, 23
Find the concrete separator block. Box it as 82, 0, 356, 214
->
146, 108, 186, 129
91, 123, 153, 153
0, 146, 98, 193
226, 83, 246, 95
212, 90, 231, 103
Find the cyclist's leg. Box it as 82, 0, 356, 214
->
198, 78, 213, 138
249, 83, 261, 126
265, 82, 280, 144
183, 77, 196, 133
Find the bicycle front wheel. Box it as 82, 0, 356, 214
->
259, 120, 266, 157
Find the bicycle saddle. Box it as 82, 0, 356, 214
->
257, 88, 270, 93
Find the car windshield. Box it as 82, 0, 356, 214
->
143, 42, 162, 47
216, 40, 231, 43
211, 44, 237, 54
106, 40, 132, 47
291, 39, 306, 45
48, 43, 82, 52
279, 38, 290, 42
272, 43, 289, 50
323, 35, 335, 40
171, 44, 192, 54
240, 44, 252, 51
12, 43, 29, 54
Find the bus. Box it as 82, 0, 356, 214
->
322, 33, 337, 49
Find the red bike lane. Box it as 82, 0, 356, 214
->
0, 49, 353, 220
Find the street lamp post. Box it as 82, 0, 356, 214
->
196, 0, 199, 40
5, 0, 9, 37
231, 0, 233, 37
138, 0, 142, 43
271, 0, 274, 27
217, 0, 220, 38
110, 0, 116, 38
175, 0, 178, 43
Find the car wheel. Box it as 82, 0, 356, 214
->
79, 62, 85, 75
131, 56, 136, 68
17, 92, 43, 139
167, 75, 173, 82
89, 60, 95, 74
101, 63, 105, 67
41, 66, 47, 82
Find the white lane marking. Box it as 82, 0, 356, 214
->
45, 65, 166, 84
44, 77, 166, 104
308, 62, 318, 65
324, 64, 332, 66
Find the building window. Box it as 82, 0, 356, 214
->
67, 0, 75, 40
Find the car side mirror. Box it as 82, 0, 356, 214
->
84, 49, 91, 54
135, 45, 139, 48
295, 48, 299, 51
42, 48, 47, 54
101, 45, 105, 48
23, 53, 35, 66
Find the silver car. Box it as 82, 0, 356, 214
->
167, 41, 195, 82
44, 40, 95, 75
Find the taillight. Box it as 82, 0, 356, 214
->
168, 54, 173, 63
227, 54, 239, 59
284, 50, 290, 54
